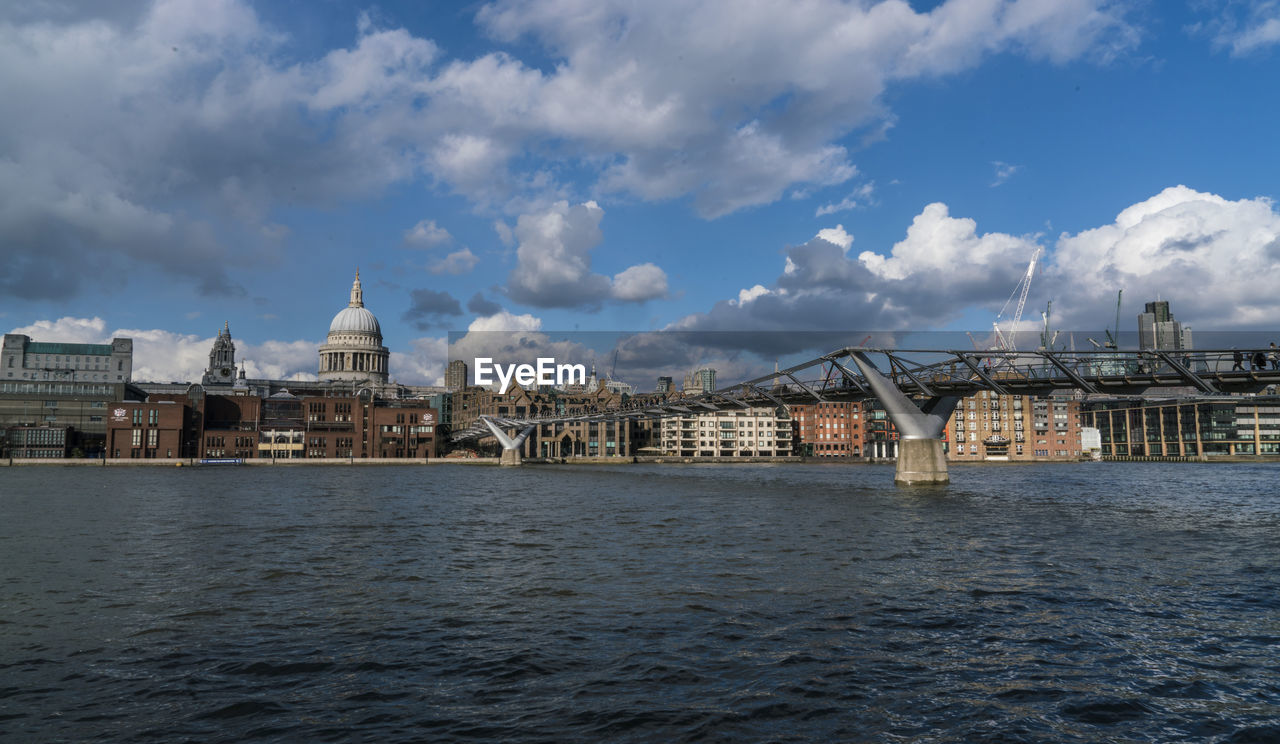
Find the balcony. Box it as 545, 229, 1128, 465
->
308, 421, 354, 431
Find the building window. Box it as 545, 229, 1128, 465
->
132, 409, 142, 425
148, 409, 158, 426
132, 429, 142, 447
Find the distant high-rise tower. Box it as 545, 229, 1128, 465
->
1138, 300, 1191, 350
655, 376, 673, 394
683, 367, 716, 394
445, 359, 468, 391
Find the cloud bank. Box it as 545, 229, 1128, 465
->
668, 186, 1280, 355
0, 0, 1139, 301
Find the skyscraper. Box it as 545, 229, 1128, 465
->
445, 359, 468, 391
683, 367, 716, 394
1137, 300, 1192, 350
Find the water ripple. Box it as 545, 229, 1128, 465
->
1, 463, 1278, 742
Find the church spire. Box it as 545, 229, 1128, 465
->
349, 269, 364, 308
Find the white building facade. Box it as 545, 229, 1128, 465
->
658, 406, 793, 457
2, 334, 132, 384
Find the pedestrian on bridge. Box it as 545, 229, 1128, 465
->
1253, 350, 1267, 371
1270, 342, 1279, 370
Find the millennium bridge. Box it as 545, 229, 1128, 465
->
455, 347, 1280, 485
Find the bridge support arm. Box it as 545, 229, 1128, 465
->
850, 352, 957, 485
850, 353, 959, 439
480, 417, 536, 466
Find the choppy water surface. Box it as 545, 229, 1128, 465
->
2, 462, 1279, 742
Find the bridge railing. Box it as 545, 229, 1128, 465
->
453, 347, 1280, 441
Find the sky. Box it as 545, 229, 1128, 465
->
3, 0, 1280, 387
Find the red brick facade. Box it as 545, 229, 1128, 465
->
792, 400, 867, 457
105, 392, 437, 460
106, 400, 191, 459
948, 392, 1083, 461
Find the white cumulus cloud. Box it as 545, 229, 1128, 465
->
430, 248, 480, 276
0, 0, 1142, 307
611, 263, 668, 302
666, 185, 1280, 357
7, 315, 320, 383
403, 219, 453, 248
505, 201, 669, 308
1046, 185, 1280, 329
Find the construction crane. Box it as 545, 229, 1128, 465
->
1103, 289, 1123, 349
993, 246, 1042, 352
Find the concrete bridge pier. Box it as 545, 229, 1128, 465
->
894, 439, 950, 485
480, 417, 536, 467
850, 352, 960, 486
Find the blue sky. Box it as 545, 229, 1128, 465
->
3, 0, 1280, 385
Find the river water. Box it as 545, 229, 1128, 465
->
2, 462, 1278, 742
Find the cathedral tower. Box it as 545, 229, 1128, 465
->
202, 322, 237, 386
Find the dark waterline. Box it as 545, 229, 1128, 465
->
2, 463, 1279, 743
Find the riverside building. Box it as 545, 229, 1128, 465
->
452, 384, 636, 458
2, 334, 133, 384
105, 391, 437, 460
655, 406, 793, 458
949, 391, 1083, 461
0, 334, 139, 457
793, 400, 865, 457
101, 272, 441, 460
1082, 396, 1280, 458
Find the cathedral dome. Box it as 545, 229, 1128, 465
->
329, 306, 381, 334
327, 270, 381, 336
319, 270, 390, 385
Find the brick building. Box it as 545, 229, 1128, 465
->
105, 399, 190, 459
452, 384, 637, 457
792, 400, 865, 457
105, 390, 437, 460
948, 391, 1083, 461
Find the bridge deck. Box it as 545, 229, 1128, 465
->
454, 347, 1280, 441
